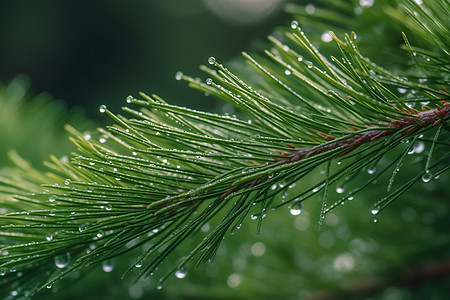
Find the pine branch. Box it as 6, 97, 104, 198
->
1, 0, 449, 298
273, 103, 449, 163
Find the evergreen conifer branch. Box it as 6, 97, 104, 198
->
0, 0, 449, 298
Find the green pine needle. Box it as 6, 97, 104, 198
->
1, 0, 449, 298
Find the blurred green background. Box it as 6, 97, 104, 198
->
1, 1, 450, 299
0, 0, 286, 116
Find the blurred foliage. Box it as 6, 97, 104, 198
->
0, 0, 286, 116
0, 76, 93, 168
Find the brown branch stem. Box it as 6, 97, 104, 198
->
220, 102, 449, 198
274, 102, 450, 165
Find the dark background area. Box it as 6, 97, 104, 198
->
0, 0, 288, 117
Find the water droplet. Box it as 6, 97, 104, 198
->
290, 202, 303, 216
397, 88, 407, 94
367, 167, 376, 174
422, 171, 432, 182
54, 252, 71, 268
105, 204, 112, 211
359, 0, 374, 7
99, 105, 107, 113
89, 162, 95, 166
78, 223, 89, 232
175, 71, 183, 81
64, 179, 71, 185
284, 69, 292, 76
102, 259, 115, 272
96, 231, 104, 238
175, 267, 188, 279
305, 4, 316, 14
201, 223, 210, 232
46, 235, 53, 241
46, 285, 52, 289
347, 196, 354, 201
371, 207, 379, 215
290, 20, 299, 29
156, 282, 163, 290
414, 142, 425, 154
129, 284, 143, 299
49, 196, 56, 202
11, 290, 18, 296
99, 135, 108, 143
297, 55, 303, 62
336, 186, 345, 194
135, 261, 143, 268
354, 6, 363, 15
87, 187, 94, 192
321, 32, 332, 43
250, 215, 258, 220
126, 95, 133, 103
208, 57, 216, 65
206, 78, 213, 85
251, 242, 266, 257
227, 273, 242, 288
306, 61, 313, 69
